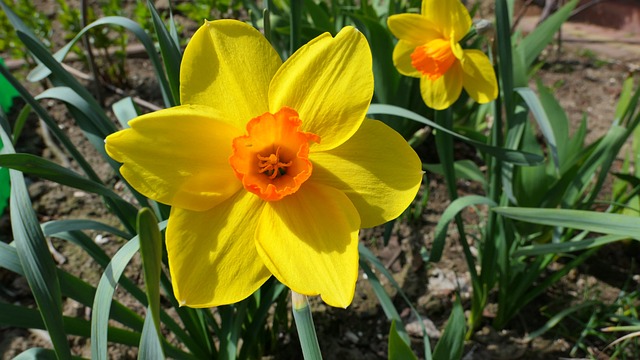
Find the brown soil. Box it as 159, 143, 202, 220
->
2, 1, 640, 359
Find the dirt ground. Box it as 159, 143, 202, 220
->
1, 1, 640, 359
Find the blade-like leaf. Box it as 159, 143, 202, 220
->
147, 0, 181, 104
432, 298, 465, 360
0, 124, 71, 359
91, 237, 141, 360
388, 320, 417, 360
494, 207, 640, 239
0, 153, 122, 200
137, 208, 164, 358
112, 96, 140, 129
368, 104, 543, 166
515, 87, 560, 175
432, 196, 497, 262
519, 0, 578, 68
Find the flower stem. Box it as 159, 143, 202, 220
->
291, 291, 322, 360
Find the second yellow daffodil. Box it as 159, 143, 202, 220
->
388, 0, 498, 110
105, 20, 422, 309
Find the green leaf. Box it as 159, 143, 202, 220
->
0, 153, 123, 201
13, 348, 72, 360
359, 259, 406, 341
41, 219, 131, 240
112, 97, 140, 129
615, 75, 635, 123
513, 234, 629, 257
0, 125, 71, 359
349, 14, 399, 105
359, 244, 432, 357
91, 237, 141, 360
518, 0, 578, 68
432, 298, 465, 360
562, 125, 627, 207
388, 320, 417, 360
494, 207, 640, 239
423, 160, 486, 185
147, 0, 181, 105
368, 104, 543, 166
24, 16, 174, 107
0, 241, 145, 334
137, 208, 164, 358
432, 196, 498, 262
303, 0, 333, 33
0, 301, 141, 348
515, 87, 560, 175
35, 86, 114, 138
139, 306, 166, 360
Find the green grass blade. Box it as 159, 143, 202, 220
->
137, 208, 164, 358
513, 234, 629, 257
519, 0, 578, 68
13, 348, 82, 360
368, 104, 543, 166
515, 87, 560, 175
526, 301, 595, 340
349, 14, 399, 105
0, 126, 71, 359
388, 320, 417, 360
423, 160, 486, 185
432, 298, 465, 360
359, 259, 406, 340
493, 207, 640, 239
112, 97, 140, 129
42, 219, 131, 240
303, 0, 333, 32
139, 306, 166, 360
562, 126, 627, 207
91, 237, 141, 360
24, 16, 174, 107
11, 103, 31, 145
431, 195, 497, 262
0, 301, 141, 347
0, 241, 144, 333
359, 244, 432, 357
147, 0, 181, 105
0, 153, 123, 201
35, 86, 114, 138
0, 65, 99, 181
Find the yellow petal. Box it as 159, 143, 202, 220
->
387, 13, 442, 44
392, 40, 421, 78
105, 105, 242, 211
256, 182, 360, 308
166, 191, 270, 307
461, 50, 499, 104
419, 62, 463, 110
180, 20, 282, 129
269, 27, 373, 151
421, 0, 472, 42
310, 120, 423, 228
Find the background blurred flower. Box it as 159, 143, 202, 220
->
388, 0, 498, 110
106, 20, 422, 309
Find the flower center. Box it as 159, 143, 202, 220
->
410, 38, 456, 81
229, 107, 320, 201
257, 147, 291, 179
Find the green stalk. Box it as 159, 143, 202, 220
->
292, 291, 322, 360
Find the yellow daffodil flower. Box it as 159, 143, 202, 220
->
105, 20, 422, 308
387, 0, 498, 110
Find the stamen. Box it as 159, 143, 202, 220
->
257, 147, 292, 179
